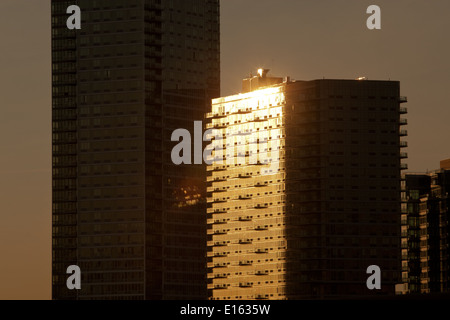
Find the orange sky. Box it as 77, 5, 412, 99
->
1, 0, 450, 299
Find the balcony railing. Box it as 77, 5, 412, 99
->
214, 263, 227, 268
214, 229, 228, 235
214, 252, 227, 257
255, 203, 268, 209
255, 270, 268, 276
206, 112, 226, 119
399, 96, 408, 103
214, 284, 228, 289
207, 208, 227, 214
214, 219, 228, 224
232, 108, 252, 115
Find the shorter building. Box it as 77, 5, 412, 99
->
398, 159, 450, 294
206, 70, 405, 299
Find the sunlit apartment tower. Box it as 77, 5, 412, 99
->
398, 160, 450, 295
51, 0, 220, 299
206, 71, 406, 299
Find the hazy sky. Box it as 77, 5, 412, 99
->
0, 0, 449, 299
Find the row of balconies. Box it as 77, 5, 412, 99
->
207, 239, 252, 247
207, 248, 269, 258
208, 197, 276, 207
207, 237, 288, 247
208, 261, 256, 268
207, 186, 228, 193
208, 270, 270, 280
207, 225, 270, 235
399, 97, 408, 176
205, 116, 283, 130
209, 282, 255, 290
208, 216, 254, 224
208, 260, 287, 269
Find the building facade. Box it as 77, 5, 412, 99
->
399, 160, 450, 294
206, 71, 406, 299
51, 0, 220, 299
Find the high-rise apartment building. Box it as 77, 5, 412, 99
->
51, 0, 220, 299
206, 71, 406, 299
398, 160, 450, 295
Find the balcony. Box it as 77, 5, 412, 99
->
254, 182, 268, 187
214, 229, 228, 235
238, 216, 252, 221
401, 163, 409, 170
400, 152, 408, 159
238, 194, 252, 200
255, 248, 268, 254
207, 176, 227, 182
255, 294, 269, 300
399, 118, 408, 125
251, 161, 264, 166
255, 270, 268, 276
239, 260, 252, 266
233, 108, 252, 115
206, 112, 226, 119
400, 141, 408, 148
239, 282, 253, 288
400, 107, 408, 114
255, 225, 269, 231
207, 208, 228, 214
214, 219, 228, 224
210, 166, 226, 172
213, 241, 227, 247
255, 203, 268, 209
214, 252, 227, 257
214, 263, 228, 268
214, 273, 227, 279
239, 239, 252, 244
399, 96, 408, 103
399, 130, 408, 136
253, 116, 266, 122
206, 122, 227, 129
214, 284, 228, 290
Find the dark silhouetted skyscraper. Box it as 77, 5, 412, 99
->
52, 0, 219, 299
